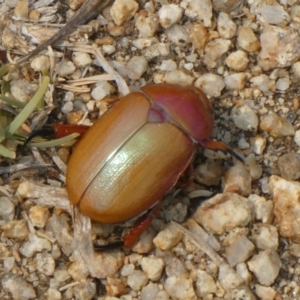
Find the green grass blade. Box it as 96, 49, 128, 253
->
5, 76, 50, 136
0, 144, 16, 159
0, 95, 26, 108
29, 133, 80, 148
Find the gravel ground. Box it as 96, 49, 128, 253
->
1, 0, 300, 299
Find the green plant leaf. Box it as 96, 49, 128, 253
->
5, 76, 50, 136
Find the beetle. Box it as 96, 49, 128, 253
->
27, 83, 240, 248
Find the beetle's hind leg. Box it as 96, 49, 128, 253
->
94, 200, 162, 251
200, 139, 244, 162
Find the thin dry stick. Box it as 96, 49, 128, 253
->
17, 0, 113, 64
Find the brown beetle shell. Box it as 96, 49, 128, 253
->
66, 90, 195, 223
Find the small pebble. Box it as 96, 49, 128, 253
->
126, 56, 148, 80
231, 103, 258, 132
237, 27, 260, 52
1, 219, 29, 240
14, 0, 28, 18
218, 264, 243, 290
217, 12, 237, 39
278, 153, 300, 180
276, 77, 291, 91
224, 73, 247, 91
236, 263, 252, 285
73, 281, 96, 300
29, 205, 49, 228
56, 61, 76, 76
30, 55, 50, 71
225, 50, 249, 71
255, 284, 277, 300
91, 80, 113, 101
35, 252, 55, 276
251, 224, 279, 251
106, 277, 127, 296
250, 74, 275, 94
144, 43, 170, 59
181, 0, 212, 27
225, 235, 255, 267
10, 79, 34, 102
164, 275, 196, 300
247, 250, 281, 286
165, 24, 190, 46
0, 196, 15, 222
127, 270, 148, 291
131, 227, 156, 254
158, 4, 183, 28
110, 0, 139, 26
223, 163, 252, 196
260, 5, 290, 25
196, 270, 217, 297
102, 45, 116, 54
141, 283, 160, 300
194, 73, 225, 97
164, 70, 194, 85
250, 136, 266, 155
195, 159, 223, 186
136, 13, 159, 37
47, 288, 62, 300
204, 38, 231, 68
72, 52, 92, 67
2, 274, 36, 300
193, 192, 253, 234
153, 223, 183, 250
270, 175, 300, 243
19, 233, 51, 257
189, 22, 208, 51
260, 112, 295, 137
159, 59, 177, 71
141, 256, 164, 281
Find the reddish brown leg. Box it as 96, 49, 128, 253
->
24, 124, 90, 146
52, 124, 90, 138
123, 200, 162, 248
200, 139, 244, 162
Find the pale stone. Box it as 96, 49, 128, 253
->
237, 27, 260, 52
158, 4, 183, 28
189, 22, 208, 51
153, 223, 183, 250
164, 70, 194, 86
247, 250, 281, 286
225, 235, 255, 267
181, 0, 212, 27
204, 38, 231, 68
224, 73, 247, 91
193, 192, 253, 234
258, 25, 300, 71
164, 275, 196, 300
110, 0, 138, 26
270, 175, 300, 243
195, 73, 225, 97
226, 50, 249, 71
217, 12, 237, 39
231, 103, 258, 132
260, 112, 295, 137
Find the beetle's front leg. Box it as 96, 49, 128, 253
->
24, 123, 89, 146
